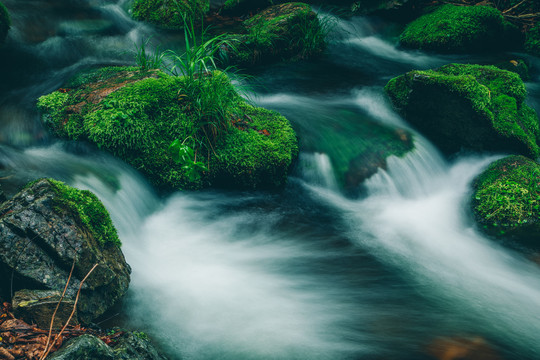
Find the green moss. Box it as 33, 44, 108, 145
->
472, 155, 540, 235
38, 67, 298, 191
225, 3, 326, 66
399, 4, 519, 53
131, 0, 209, 29
0, 2, 10, 44
43, 178, 120, 247
525, 24, 540, 57
494, 59, 529, 81
384, 64, 540, 157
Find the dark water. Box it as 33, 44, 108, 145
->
1, 1, 540, 359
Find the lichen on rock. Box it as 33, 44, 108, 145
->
385, 63, 540, 157
471, 155, 540, 244
399, 4, 520, 53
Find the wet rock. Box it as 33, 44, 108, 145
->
131, 0, 210, 29
471, 155, 540, 246
427, 336, 503, 360
399, 4, 521, 53
112, 331, 168, 360
385, 63, 540, 157
221, 2, 325, 67
12, 289, 77, 329
47, 334, 115, 360
0, 178, 130, 323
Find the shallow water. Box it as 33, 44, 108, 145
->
1, 1, 539, 359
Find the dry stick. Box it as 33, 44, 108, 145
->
502, 0, 526, 14
42, 258, 76, 358
39, 263, 99, 360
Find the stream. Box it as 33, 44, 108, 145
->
1, 1, 540, 359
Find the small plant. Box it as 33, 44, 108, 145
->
168, 139, 208, 181
134, 37, 165, 70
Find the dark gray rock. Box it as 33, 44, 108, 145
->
12, 289, 77, 329
47, 335, 115, 360
112, 332, 168, 360
0, 178, 130, 323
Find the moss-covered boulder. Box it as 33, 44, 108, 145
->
221, 3, 326, 67
385, 63, 540, 157
494, 59, 529, 81
131, 0, 209, 29
38, 66, 298, 190
0, 178, 130, 323
525, 23, 540, 57
0, 1, 10, 44
399, 4, 520, 53
471, 155, 540, 244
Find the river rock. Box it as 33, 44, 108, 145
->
38, 66, 298, 190
112, 331, 168, 360
221, 2, 325, 66
131, 0, 209, 29
399, 4, 521, 53
0, 178, 130, 323
0, 1, 9, 44
471, 155, 540, 245
385, 63, 540, 157
12, 289, 77, 329
48, 335, 115, 360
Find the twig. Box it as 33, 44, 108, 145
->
39, 263, 99, 360
504, 12, 540, 19
0, 348, 14, 360
503, 0, 526, 14
42, 258, 76, 357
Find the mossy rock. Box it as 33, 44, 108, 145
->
525, 23, 540, 57
399, 4, 520, 53
494, 59, 529, 81
221, 0, 271, 16
385, 63, 540, 157
221, 2, 326, 67
131, 0, 209, 29
471, 155, 540, 244
0, 1, 10, 44
37, 66, 298, 190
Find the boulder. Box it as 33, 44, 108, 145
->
399, 4, 520, 53
38, 66, 298, 190
131, 0, 209, 29
221, 3, 326, 67
48, 332, 168, 360
112, 331, 168, 360
494, 59, 529, 81
471, 155, 540, 244
0, 178, 130, 323
385, 63, 540, 157
0, 1, 9, 44
47, 335, 115, 360
12, 289, 77, 329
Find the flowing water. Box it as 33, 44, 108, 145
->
1, 1, 540, 359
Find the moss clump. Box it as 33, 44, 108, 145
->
472, 155, 540, 240
222, 3, 326, 66
399, 4, 519, 53
131, 0, 209, 29
385, 63, 540, 157
494, 59, 529, 81
35, 178, 121, 247
0, 1, 10, 44
38, 67, 298, 191
525, 24, 540, 57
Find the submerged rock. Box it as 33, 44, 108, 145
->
0, 178, 130, 323
131, 0, 209, 29
0, 1, 9, 44
38, 66, 298, 190
221, 2, 326, 67
385, 63, 540, 157
399, 4, 520, 53
471, 155, 540, 245
428, 336, 503, 360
